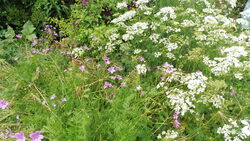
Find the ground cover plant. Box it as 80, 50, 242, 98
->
0, 0, 250, 140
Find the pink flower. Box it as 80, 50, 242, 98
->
61, 98, 67, 102
0, 100, 9, 109
29, 131, 44, 141
230, 90, 235, 95
16, 115, 20, 120
102, 56, 110, 64
116, 75, 123, 80
139, 57, 145, 62
79, 65, 85, 71
50, 94, 56, 100
173, 120, 181, 128
16, 34, 22, 38
41, 101, 46, 105
15, 132, 26, 141
68, 68, 73, 71
121, 82, 126, 87
173, 111, 180, 120
107, 67, 116, 74
104, 82, 113, 89
32, 40, 38, 46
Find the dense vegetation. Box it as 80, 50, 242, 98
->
0, 0, 250, 141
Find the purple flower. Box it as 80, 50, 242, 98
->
102, 56, 110, 64
0, 100, 9, 109
82, 46, 90, 50
163, 62, 170, 67
29, 131, 44, 141
121, 82, 126, 87
16, 34, 22, 38
116, 75, 123, 80
139, 57, 145, 62
85, 58, 91, 62
230, 89, 235, 95
61, 98, 67, 102
32, 40, 38, 46
15, 132, 26, 141
167, 68, 173, 73
79, 65, 85, 71
107, 66, 116, 74
156, 66, 162, 70
114, 65, 123, 71
104, 82, 113, 89
173, 120, 181, 128
173, 111, 180, 120
50, 94, 56, 100
16, 115, 20, 120
68, 68, 73, 71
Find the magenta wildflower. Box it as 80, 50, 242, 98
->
85, 58, 91, 62
29, 131, 44, 141
167, 68, 173, 73
114, 65, 123, 71
15, 132, 26, 141
230, 89, 235, 95
102, 56, 110, 64
104, 82, 113, 89
0, 100, 9, 109
173, 120, 181, 128
116, 75, 123, 80
139, 57, 145, 62
173, 111, 180, 120
61, 98, 67, 102
50, 94, 56, 100
32, 40, 38, 46
79, 65, 85, 71
163, 62, 170, 67
16, 34, 22, 38
82, 46, 90, 50
156, 66, 162, 70
121, 82, 126, 87
107, 66, 116, 74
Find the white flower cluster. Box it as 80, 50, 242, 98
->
111, 11, 136, 24
166, 88, 195, 115
157, 130, 178, 140
217, 118, 250, 141
117, 2, 127, 9
72, 48, 84, 58
199, 94, 225, 108
181, 71, 208, 94
203, 46, 248, 76
136, 64, 147, 74
126, 22, 149, 35
155, 7, 176, 22
224, 0, 237, 8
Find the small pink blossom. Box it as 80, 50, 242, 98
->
173, 120, 181, 128
107, 66, 116, 74
15, 132, 26, 141
50, 94, 56, 100
79, 65, 85, 71
29, 131, 44, 141
32, 40, 38, 46
104, 82, 113, 89
230, 90, 235, 95
16, 115, 20, 120
61, 98, 67, 102
121, 82, 126, 87
0, 100, 9, 109
16, 34, 22, 38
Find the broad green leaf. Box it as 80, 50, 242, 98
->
5, 26, 15, 39
21, 21, 35, 36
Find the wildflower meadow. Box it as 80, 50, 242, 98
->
0, 0, 250, 140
